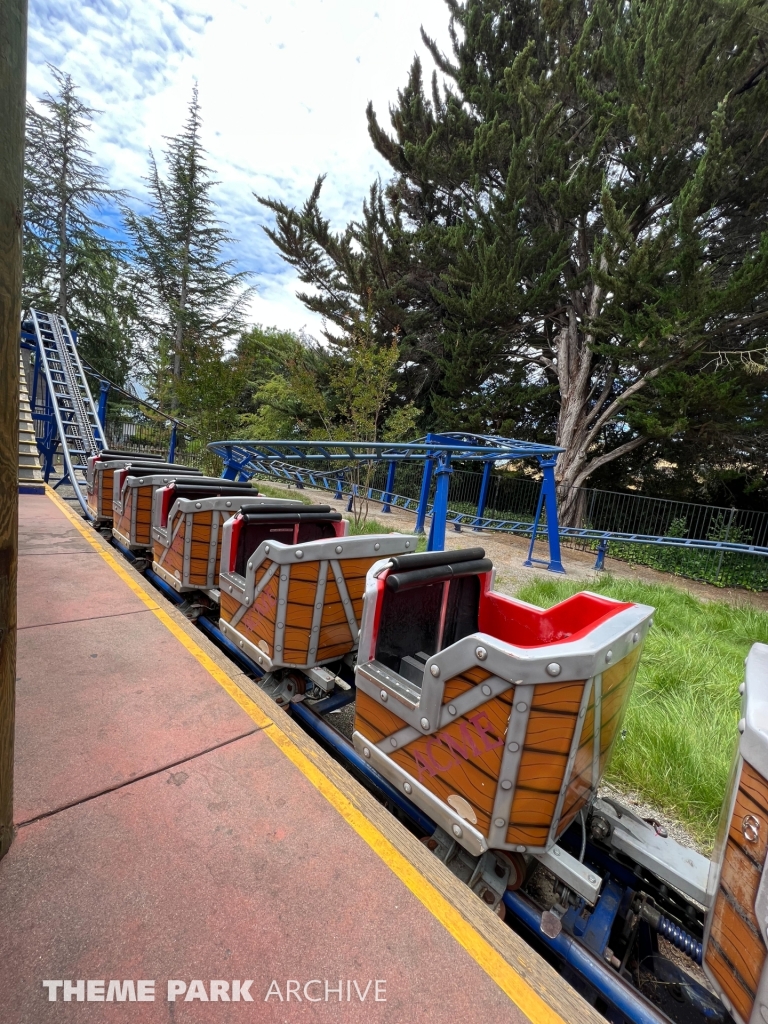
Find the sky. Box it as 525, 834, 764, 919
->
27, 0, 454, 338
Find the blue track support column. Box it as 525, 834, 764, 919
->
524, 457, 565, 573
167, 423, 178, 463
415, 458, 434, 535
381, 460, 397, 513
594, 538, 609, 570
220, 445, 253, 482
427, 453, 452, 552
473, 460, 493, 531
334, 473, 344, 501
97, 381, 110, 437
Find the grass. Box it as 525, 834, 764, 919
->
347, 516, 428, 550
515, 575, 768, 849
255, 482, 312, 504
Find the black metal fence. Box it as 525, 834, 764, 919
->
366, 463, 768, 591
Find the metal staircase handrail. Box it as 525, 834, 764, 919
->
28, 308, 106, 515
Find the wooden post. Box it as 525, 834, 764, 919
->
0, 0, 28, 860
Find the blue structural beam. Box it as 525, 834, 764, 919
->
524, 457, 565, 574
473, 461, 493, 531
380, 460, 397, 514
208, 436, 571, 572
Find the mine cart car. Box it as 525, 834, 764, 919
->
111, 465, 204, 550
218, 505, 415, 676
352, 547, 654, 869
151, 481, 300, 596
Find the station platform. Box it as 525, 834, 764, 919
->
0, 490, 601, 1024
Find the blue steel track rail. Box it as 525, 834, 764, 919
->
209, 445, 768, 566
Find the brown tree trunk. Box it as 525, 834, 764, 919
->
552, 279, 648, 526
0, 0, 27, 860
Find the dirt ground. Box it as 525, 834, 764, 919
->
260, 478, 768, 612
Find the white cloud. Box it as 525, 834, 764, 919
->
28, 0, 454, 336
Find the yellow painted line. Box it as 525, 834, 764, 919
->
43, 485, 565, 1024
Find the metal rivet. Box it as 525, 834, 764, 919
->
516, 702, 528, 713
248, 561, 253, 570
452, 824, 462, 838
739, 718, 746, 733
476, 646, 487, 661
588, 875, 597, 884
546, 662, 561, 676
579, 708, 586, 718
277, 622, 284, 629
430, 664, 440, 677
448, 704, 457, 716
228, 585, 233, 593
481, 684, 492, 696
281, 574, 287, 580
335, 545, 343, 554
363, 747, 371, 758
494, 817, 506, 828
295, 549, 303, 558
403, 782, 412, 794
380, 690, 388, 702
632, 632, 639, 643
649, 618, 654, 628
245, 597, 250, 605
276, 645, 282, 652
516, 845, 526, 853
195, 502, 201, 509
605, 650, 613, 663
420, 718, 430, 730
265, 544, 270, 553
740, 682, 746, 695
501, 781, 512, 791
225, 501, 231, 507
258, 657, 263, 665
508, 741, 519, 752
239, 641, 243, 649
405, 540, 411, 547
278, 598, 285, 606
374, 542, 380, 551
390, 737, 398, 748
553, 847, 561, 857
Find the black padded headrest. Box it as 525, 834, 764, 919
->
99, 449, 165, 461
388, 548, 485, 573
241, 509, 342, 524
171, 477, 253, 492
386, 557, 492, 592
239, 501, 335, 516
125, 465, 201, 476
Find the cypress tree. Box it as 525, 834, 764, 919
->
125, 87, 251, 417
261, 0, 768, 519
23, 66, 133, 383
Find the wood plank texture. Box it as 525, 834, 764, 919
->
705, 759, 768, 1023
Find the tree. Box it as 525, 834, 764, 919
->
23, 66, 134, 384
286, 311, 419, 526
260, 0, 768, 522
233, 325, 334, 439
125, 87, 251, 418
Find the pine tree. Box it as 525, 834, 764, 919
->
23, 66, 134, 383
261, 0, 768, 521
125, 87, 251, 417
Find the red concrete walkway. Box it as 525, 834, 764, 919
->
0, 493, 583, 1024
